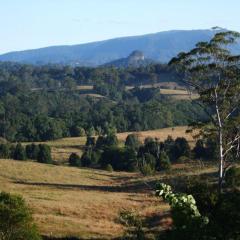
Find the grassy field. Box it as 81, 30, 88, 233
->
30, 126, 196, 163
76, 84, 199, 100
0, 159, 217, 239
117, 126, 196, 144
159, 89, 199, 100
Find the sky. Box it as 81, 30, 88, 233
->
0, 0, 239, 54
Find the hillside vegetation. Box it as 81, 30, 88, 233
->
0, 62, 207, 142
0, 159, 216, 239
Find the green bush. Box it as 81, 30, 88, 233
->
105, 164, 113, 172
13, 143, 26, 160
37, 144, 52, 164
139, 153, 156, 176
177, 155, 190, 164
0, 191, 41, 240
156, 183, 209, 239
125, 134, 141, 151
225, 167, 240, 188
119, 210, 145, 240
140, 164, 155, 176
100, 147, 137, 172
26, 143, 39, 160
185, 178, 218, 216
69, 153, 81, 167
158, 151, 171, 171
0, 144, 11, 158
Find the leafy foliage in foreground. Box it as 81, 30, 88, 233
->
0, 192, 41, 240
156, 183, 209, 230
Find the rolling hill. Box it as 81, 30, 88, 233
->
1, 29, 239, 66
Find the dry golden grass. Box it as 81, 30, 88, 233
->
36, 137, 87, 147
80, 93, 106, 98
125, 82, 183, 90
117, 126, 197, 146
0, 159, 217, 239
51, 147, 83, 163
76, 85, 94, 90
0, 159, 173, 239
159, 89, 199, 100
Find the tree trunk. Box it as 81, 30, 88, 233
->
215, 89, 224, 194
218, 128, 224, 194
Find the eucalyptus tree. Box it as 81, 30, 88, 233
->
169, 31, 240, 192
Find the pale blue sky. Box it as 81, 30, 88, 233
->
0, 0, 239, 54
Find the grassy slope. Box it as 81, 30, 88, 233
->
0, 159, 216, 239
0, 159, 168, 239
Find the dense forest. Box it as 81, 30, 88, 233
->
0, 62, 207, 142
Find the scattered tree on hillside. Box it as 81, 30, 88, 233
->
37, 144, 52, 164
13, 143, 26, 160
125, 134, 141, 151
69, 153, 81, 167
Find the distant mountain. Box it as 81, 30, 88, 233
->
0, 29, 240, 66
104, 50, 156, 67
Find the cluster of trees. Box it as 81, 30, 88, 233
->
0, 62, 180, 91
0, 87, 207, 142
68, 134, 196, 174
0, 143, 52, 163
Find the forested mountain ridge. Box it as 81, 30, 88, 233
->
1, 29, 239, 66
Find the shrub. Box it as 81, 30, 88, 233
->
175, 137, 190, 157
225, 167, 240, 188
158, 151, 171, 170
86, 136, 95, 147
0, 144, 11, 158
70, 126, 85, 137
212, 191, 240, 239
156, 183, 209, 236
140, 163, 155, 176
177, 155, 190, 163
105, 164, 113, 172
185, 178, 218, 215
37, 144, 52, 164
0, 191, 41, 240
119, 210, 145, 240
125, 134, 141, 151
81, 150, 92, 167
193, 139, 206, 159
96, 134, 118, 150
100, 147, 137, 172
13, 143, 26, 160
69, 153, 81, 167
26, 143, 39, 160
139, 153, 156, 176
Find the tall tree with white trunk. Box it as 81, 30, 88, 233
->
169, 30, 240, 192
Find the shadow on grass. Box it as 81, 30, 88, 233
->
14, 169, 218, 194
14, 180, 152, 193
